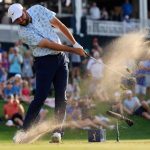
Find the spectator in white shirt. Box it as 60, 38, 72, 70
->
89, 2, 101, 20
87, 51, 104, 80
86, 51, 109, 101
123, 90, 150, 120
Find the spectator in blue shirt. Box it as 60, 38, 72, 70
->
122, 0, 133, 19
3, 82, 14, 100
12, 79, 22, 96
139, 60, 150, 88
135, 68, 146, 99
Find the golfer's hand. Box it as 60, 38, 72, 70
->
74, 48, 87, 57
73, 42, 87, 57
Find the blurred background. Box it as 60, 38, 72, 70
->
0, 0, 150, 48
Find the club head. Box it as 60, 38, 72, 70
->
124, 118, 134, 127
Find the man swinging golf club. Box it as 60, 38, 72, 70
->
8, 3, 86, 143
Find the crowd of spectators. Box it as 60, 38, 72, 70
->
0, 34, 150, 131
111, 89, 150, 120
0, 36, 108, 129
1, 33, 150, 132
65, 96, 115, 130
0, 40, 48, 128
111, 57, 150, 120
85, 0, 133, 21
0, 0, 134, 24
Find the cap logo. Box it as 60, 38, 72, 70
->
11, 12, 14, 16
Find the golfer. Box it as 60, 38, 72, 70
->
8, 3, 86, 142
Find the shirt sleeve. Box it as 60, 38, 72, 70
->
36, 5, 56, 21
19, 29, 43, 46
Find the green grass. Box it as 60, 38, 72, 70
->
0, 140, 150, 150
0, 100, 150, 149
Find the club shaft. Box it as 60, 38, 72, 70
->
86, 53, 127, 78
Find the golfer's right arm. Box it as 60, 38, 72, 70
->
38, 39, 86, 57
19, 30, 86, 57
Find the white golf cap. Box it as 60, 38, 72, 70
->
15, 74, 21, 78
8, 3, 23, 22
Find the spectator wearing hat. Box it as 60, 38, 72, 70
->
123, 90, 150, 120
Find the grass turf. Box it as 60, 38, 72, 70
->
0, 100, 150, 149
0, 140, 150, 150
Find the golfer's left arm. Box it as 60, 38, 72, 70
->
50, 17, 78, 47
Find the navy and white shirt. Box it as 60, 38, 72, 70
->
19, 5, 61, 57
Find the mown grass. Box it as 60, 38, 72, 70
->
0, 100, 150, 141
0, 140, 150, 150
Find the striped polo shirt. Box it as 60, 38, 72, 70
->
18, 5, 61, 57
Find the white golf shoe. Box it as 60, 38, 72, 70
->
13, 130, 27, 144
50, 132, 62, 143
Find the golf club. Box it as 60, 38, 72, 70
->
106, 110, 134, 127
